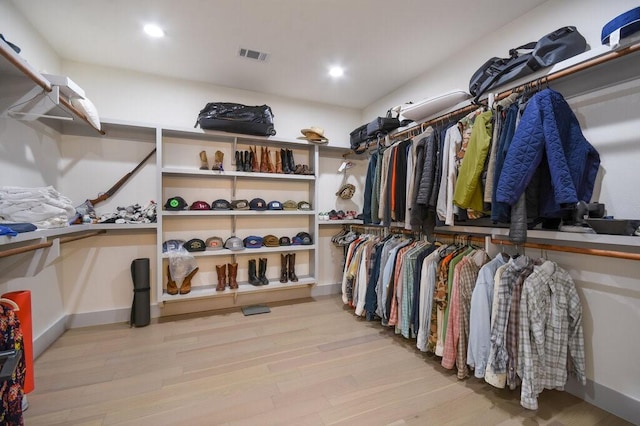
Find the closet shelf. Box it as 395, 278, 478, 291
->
160, 276, 315, 302
0, 41, 104, 135
161, 245, 315, 258
161, 167, 315, 180
161, 126, 316, 147
319, 219, 362, 225
0, 223, 157, 247
162, 210, 315, 217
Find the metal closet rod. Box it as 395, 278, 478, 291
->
0, 230, 106, 259
378, 40, 640, 144
490, 237, 640, 261
433, 232, 486, 246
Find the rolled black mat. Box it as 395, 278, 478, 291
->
130, 258, 151, 327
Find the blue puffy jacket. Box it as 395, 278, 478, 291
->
496, 88, 600, 218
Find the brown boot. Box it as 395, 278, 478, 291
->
251, 146, 260, 172
275, 149, 283, 173
180, 267, 199, 294
287, 253, 298, 282
260, 146, 268, 173
228, 263, 238, 289
167, 264, 178, 295
280, 253, 288, 283
213, 150, 224, 171
215, 264, 227, 291
199, 151, 209, 170
266, 148, 275, 173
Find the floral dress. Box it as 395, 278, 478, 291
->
0, 304, 25, 425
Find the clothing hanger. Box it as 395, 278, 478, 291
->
0, 298, 19, 311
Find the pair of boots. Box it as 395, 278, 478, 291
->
235, 149, 255, 172
166, 265, 199, 295
248, 258, 269, 286
199, 150, 224, 171
280, 149, 296, 174
280, 253, 298, 283
259, 146, 277, 173
216, 263, 238, 291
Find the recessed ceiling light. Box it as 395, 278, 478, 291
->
144, 24, 165, 38
329, 66, 344, 78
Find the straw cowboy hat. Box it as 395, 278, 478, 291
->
297, 126, 329, 143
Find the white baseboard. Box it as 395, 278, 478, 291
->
565, 376, 640, 425
311, 282, 341, 297
33, 315, 66, 359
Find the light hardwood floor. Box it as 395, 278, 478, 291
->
25, 296, 631, 426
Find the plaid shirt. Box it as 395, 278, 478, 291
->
389, 243, 415, 326
518, 261, 586, 410
400, 242, 430, 338
441, 256, 468, 370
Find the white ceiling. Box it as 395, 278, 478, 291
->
12, 0, 548, 109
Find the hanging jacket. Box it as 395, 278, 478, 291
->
495, 89, 600, 218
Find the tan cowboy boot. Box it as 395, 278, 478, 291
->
215, 264, 227, 291
266, 148, 275, 173
167, 264, 179, 295
260, 146, 268, 173
251, 146, 260, 172
213, 150, 224, 171
179, 267, 199, 294
275, 149, 283, 173
199, 151, 209, 170
228, 263, 238, 289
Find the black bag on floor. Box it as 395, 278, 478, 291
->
469, 26, 587, 102
195, 102, 276, 136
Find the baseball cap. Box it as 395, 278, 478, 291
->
164, 196, 187, 211
190, 200, 211, 210
205, 236, 224, 250
231, 199, 249, 210
249, 198, 267, 211
279, 236, 291, 246
243, 235, 263, 248
283, 200, 297, 210
212, 199, 232, 210
291, 236, 303, 245
336, 183, 356, 200
224, 236, 244, 251
297, 201, 312, 211
183, 238, 206, 252
296, 232, 313, 245
267, 201, 283, 210
162, 239, 186, 253
263, 235, 279, 247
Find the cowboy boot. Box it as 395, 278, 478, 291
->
280, 149, 290, 174
235, 151, 242, 172
180, 266, 199, 294
266, 148, 275, 173
199, 150, 209, 170
248, 259, 261, 286
275, 149, 283, 174
287, 253, 298, 282
228, 263, 238, 289
260, 146, 268, 173
258, 258, 269, 285
215, 264, 227, 291
213, 150, 224, 171
280, 253, 288, 283
166, 264, 179, 295
244, 150, 251, 172
287, 149, 296, 173
251, 146, 260, 172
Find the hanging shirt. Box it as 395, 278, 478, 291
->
436, 125, 462, 225
417, 246, 444, 352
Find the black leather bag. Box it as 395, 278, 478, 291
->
366, 116, 400, 137
195, 103, 276, 136
350, 124, 370, 151
469, 26, 587, 101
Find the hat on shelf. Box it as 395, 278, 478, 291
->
224, 236, 245, 251
162, 239, 186, 253
205, 236, 224, 250
601, 7, 640, 47
291, 235, 303, 245
296, 232, 313, 245
164, 196, 187, 211
297, 126, 329, 144
190, 200, 211, 210
183, 238, 206, 252
263, 235, 279, 247
336, 183, 356, 200
278, 236, 291, 246
212, 199, 232, 210
282, 200, 298, 210
249, 198, 267, 211
243, 235, 263, 248
268, 200, 283, 210
297, 201, 312, 211
231, 199, 250, 210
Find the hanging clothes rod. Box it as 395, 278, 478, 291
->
0, 230, 106, 259
433, 232, 486, 246
490, 237, 640, 261
359, 40, 640, 148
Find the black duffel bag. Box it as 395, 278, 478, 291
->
195, 102, 276, 136
469, 26, 587, 102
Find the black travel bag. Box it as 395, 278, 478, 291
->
195, 102, 276, 136
350, 124, 370, 151
366, 116, 400, 138
469, 26, 587, 102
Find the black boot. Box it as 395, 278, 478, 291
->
280, 253, 288, 283
287, 149, 296, 174
248, 259, 261, 286
258, 258, 269, 285
244, 150, 251, 172
281, 149, 291, 174
235, 151, 242, 171
288, 253, 298, 282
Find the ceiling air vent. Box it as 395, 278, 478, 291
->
238, 47, 269, 62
